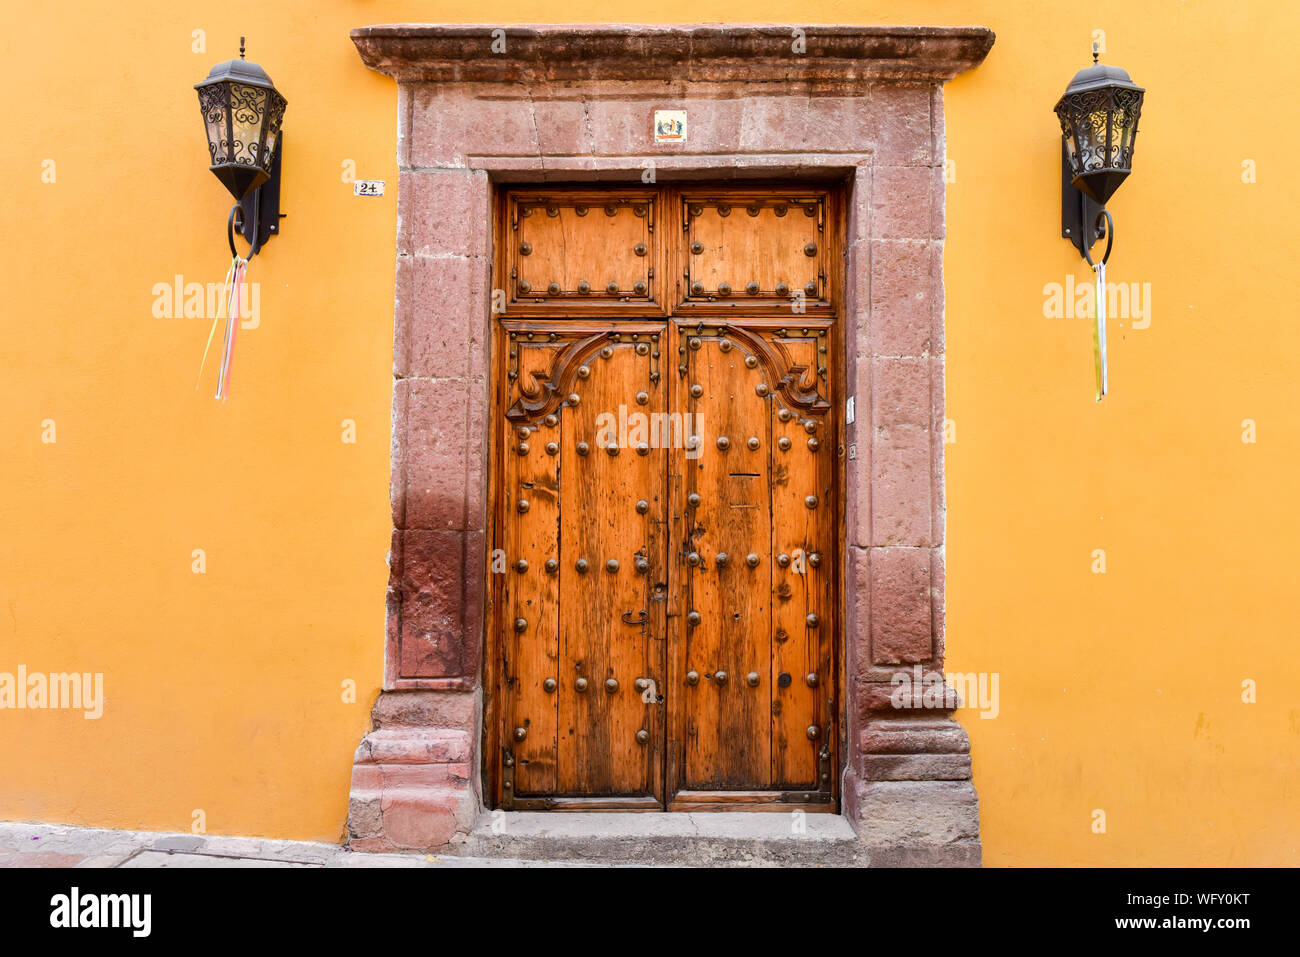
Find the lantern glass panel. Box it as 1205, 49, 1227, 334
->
230, 83, 269, 168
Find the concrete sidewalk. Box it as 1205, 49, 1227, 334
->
0, 822, 596, 868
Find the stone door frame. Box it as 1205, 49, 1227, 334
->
345, 24, 995, 867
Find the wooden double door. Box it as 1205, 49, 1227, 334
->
489, 184, 841, 811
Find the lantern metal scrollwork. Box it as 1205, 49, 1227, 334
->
195, 37, 287, 257
1055, 44, 1144, 261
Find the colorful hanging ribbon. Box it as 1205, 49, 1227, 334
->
196, 255, 248, 400
1092, 260, 1108, 401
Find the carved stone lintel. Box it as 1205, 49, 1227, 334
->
351, 24, 996, 86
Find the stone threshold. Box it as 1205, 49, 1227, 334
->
449, 811, 872, 867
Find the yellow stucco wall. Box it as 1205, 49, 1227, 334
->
1, 1, 1294, 866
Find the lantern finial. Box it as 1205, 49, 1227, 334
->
240, 36, 246, 59
1091, 41, 1099, 64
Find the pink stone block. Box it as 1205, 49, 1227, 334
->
931, 356, 946, 546
397, 169, 490, 258
398, 378, 470, 530
930, 162, 947, 240
931, 547, 947, 665
394, 256, 491, 379
871, 422, 933, 546
930, 242, 946, 356
846, 545, 872, 683
870, 240, 932, 356
870, 84, 934, 166
847, 355, 872, 548
871, 356, 931, 429
397, 529, 467, 678
870, 547, 933, 664
847, 164, 872, 248
534, 99, 596, 155
739, 96, 810, 151
871, 166, 932, 240
357, 728, 472, 765
408, 86, 540, 167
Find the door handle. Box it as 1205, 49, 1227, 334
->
621, 609, 649, 626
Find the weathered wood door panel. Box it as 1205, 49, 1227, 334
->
500, 324, 667, 804
492, 185, 840, 811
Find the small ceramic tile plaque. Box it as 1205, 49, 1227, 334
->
653, 110, 687, 143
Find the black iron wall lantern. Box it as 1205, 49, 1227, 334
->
195, 37, 287, 258
1055, 44, 1144, 263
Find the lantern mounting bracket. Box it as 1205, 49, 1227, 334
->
229, 135, 284, 258
1060, 139, 1106, 259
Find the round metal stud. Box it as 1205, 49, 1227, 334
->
775, 282, 790, 296
804, 282, 818, 298
636, 442, 649, 456
686, 670, 700, 686
805, 673, 819, 687
520, 242, 532, 256
575, 677, 588, 692
514, 726, 528, 741
777, 553, 791, 568
634, 678, 651, 693
575, 205, 588, 216
746, 281, 760, 295
744, 355, 758, 369
717, 282, 732, 297
746, 672, 760, 688
606, 443, 620, 457
778, 672, 793, 688
567, 393, 581, 406
518, 280, 531, 295
636, 342, 650, 355
517, 442, 530, 455
804, 420, 818, 434
578, 280, 591, 295
714, 671, 728, 685
805, 495, 819, 509
546, 442, 559, 456
687, 492, 701, 508
544, 414, 559, 427
808, 438, 820, 451
516, 426, 531, 440
515, 559, 529, 573
747, 206, 761, 217
687, 552, 701, 567
806, 613, 819, 628
605, 678, 619, 694
717, 205, 731, 217
808, 552, 822, 568
689, 205, 703, 217
600, 346, 614, 360
716, 436, 730, 451
687, 611, 701, 626
636, 729, 650, 745
514, 618, 527, 632
636, 499, 649, 514
547, 282, 562, 296
715, 552, 729, 568
774, 205, 788, 217
606, 281, 619, 294
804, 243, 818, 257
755, 383, 769, 397
546, 205, 559, 217
690, 281, 705, 296
576, 365, 591, 380
576, 441, 590, 456
606, 559, 620, 573
543, 678, 557, 693
545, 559, 558, 574
517, 499, 530, 513
691, 241, 704, 255
634, 281, 648, 295
806, 724, 820, 740
777, 436, 792, 451
688, 337, 702, 351
576, 558, 589, 573
635, 556, 649, 574
634, 242, 647, 257
605, 205, 618, 217
718, 338, 732, 353
746, 436, 760, 451
778, 408, 793, 422
635, 391, 649, 406
690, 384, 703, 398
745, 553, 760, 568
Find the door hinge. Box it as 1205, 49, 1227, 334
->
780, 740, 834, 804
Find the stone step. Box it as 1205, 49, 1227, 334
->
453, 811, 871, 867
